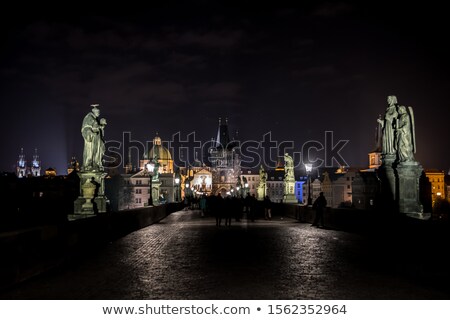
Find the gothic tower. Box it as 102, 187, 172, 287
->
210, 117, 241, 195
31, 148, 41, 177
16, 148, 27, 178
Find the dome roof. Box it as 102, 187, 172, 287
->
149, 145, 172, 160
148, 135, 172, 160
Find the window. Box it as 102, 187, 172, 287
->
136, 189, 142, 194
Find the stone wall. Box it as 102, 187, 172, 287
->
0, 203, 183, 290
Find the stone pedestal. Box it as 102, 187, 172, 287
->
283, 179, 297, 203
74, 171, 108, 216
397, 161, 423, 214
378, 154, 397, 204
257, 185, 266, 200
151, 179, 161, 206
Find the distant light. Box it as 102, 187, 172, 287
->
146, 162, 155, 172
305, 163, 313, 173
437, 192, 442, 197
175, 178, 180, 184
244, 183, 249, 188
236, 186, 240, 190
231, 188, 234, 192
185, 182, 189, 188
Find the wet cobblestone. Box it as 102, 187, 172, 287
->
1, 210, 449, 299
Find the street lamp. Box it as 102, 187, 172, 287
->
145, 161, 155, 206
244, 182, 249, 196
305, 163, 313, 206
185, 178, 190, 200
174, 176, 180, 202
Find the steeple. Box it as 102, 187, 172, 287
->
31, 148, 41, 177
125, 148, 133, 174
216, 116, 231, 148
16, 148, 27, 178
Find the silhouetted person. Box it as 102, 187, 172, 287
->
215, 194, 224, 226
224, 196, 232, 226
312, 192, 327, 227
245, 193, 255, 221
264, 195, 272, 220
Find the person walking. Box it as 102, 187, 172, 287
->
264, 195, 272, 220
312, 192, 327, 227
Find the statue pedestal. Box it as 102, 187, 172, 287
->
378, 154, 397, 204
283, 179, 297, 203
257, 185, 266, 200
74, 171, 108, 216
151, 179, 161, 206
396, 161, 423, 215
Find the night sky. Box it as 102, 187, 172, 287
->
1, 3, 449, 174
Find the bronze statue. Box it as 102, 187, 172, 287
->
81, 104, 106, 171
396, 106, 415, 162
378, 95, 398, 155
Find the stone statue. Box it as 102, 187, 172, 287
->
396, 106, 415, 162
377, 95, 398, 156
259, 165, 267, 184
151, 155, 160, 181
284, 153, 295, 180
95, 117, 107, 171
81, 104, 104, 171
257, 167, 267, 200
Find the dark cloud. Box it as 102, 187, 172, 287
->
313, 2, 354, 17
1, 6, 450, 173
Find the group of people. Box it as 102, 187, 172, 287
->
186, 193, 274, 226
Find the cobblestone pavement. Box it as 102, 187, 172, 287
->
1, 210, 449, 299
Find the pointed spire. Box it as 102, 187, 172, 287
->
218, 117, 222, 125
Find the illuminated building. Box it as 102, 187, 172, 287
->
266, 170, 285, 203
424, 169, 445, 207
363, 116, 382, 171
16, 148, 41, 178
44, 167, 57, 177
16, 148, 27, 178
67, 156, 80, 174
240, 169, 259, 197
123, 134, 177, 209
139, 134, 174, 174
30, 148, 41, 177
209, 117, 241, 196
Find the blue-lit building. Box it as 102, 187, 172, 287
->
295, 176, 307, 204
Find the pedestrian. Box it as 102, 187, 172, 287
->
312, 192, 327, 227
264, 195, 272, 220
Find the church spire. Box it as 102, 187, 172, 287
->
216, 116, 231, 148
31, 148, 41, 177
16, 148, 27, 178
